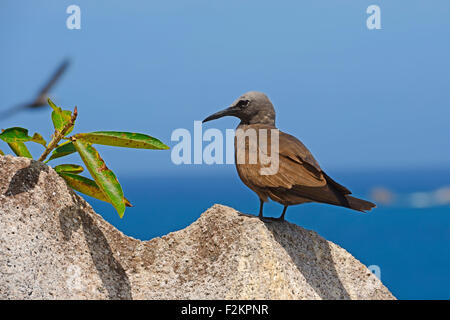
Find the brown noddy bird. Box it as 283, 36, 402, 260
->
203, 91, 375, 221
0, 59, 70, 121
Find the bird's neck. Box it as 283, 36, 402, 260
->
237, 122, 277, 130
239, 117, 275, 127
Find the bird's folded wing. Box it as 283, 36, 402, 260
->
278, 132, 322, 175
322, 172, 352, 195
237, 154, 326, 189
236, 130, 327, 189
278, 132, 352, 194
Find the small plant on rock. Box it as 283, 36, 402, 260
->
0, 99, 169, 218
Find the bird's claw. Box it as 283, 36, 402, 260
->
259, 216, 285, 223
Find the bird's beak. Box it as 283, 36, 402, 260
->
202, 106, 238, 123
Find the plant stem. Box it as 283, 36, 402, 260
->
38, 106, 78, 162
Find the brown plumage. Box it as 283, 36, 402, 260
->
203, 91, 375, 221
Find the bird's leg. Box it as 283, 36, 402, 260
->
275, 206, 288, 221
258, 199, 264, 218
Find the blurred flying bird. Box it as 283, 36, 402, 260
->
0, 59, 70, 120
203, 91, 376, 221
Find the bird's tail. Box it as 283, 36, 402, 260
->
288, 181, 376, 213
344, 195, 376, 213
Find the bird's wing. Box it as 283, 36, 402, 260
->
235, 128, 327, 189
235, 126, 359, 207
0, 59, 70, 121
322, 172, 352, 195
36, 59, 70, 97
278, 131, 352, 194
236, 127, 353, 193
278, 131, 322, 175
0, 103, 29, 121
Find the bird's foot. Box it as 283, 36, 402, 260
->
257, 214, 273, 223
260, 216, 285, 223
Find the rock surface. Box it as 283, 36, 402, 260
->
0, 155, 395, 300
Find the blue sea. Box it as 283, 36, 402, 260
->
87, 168, 450, 300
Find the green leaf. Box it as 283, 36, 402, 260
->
47, 141, 76, 161
59, 172, 132, 207
0, 129, 46, 150
31, 133, 47, 147
48, 98, 74, 135
0, 149, 4, 155
54, 164, 84, 174
72, 139, 126, 218
73, 131, 169, 150
0, 127, 33, 143
8, 142, 32, 158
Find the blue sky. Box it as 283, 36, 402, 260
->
1, 0, 449, 176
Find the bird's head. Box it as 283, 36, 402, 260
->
203, 91, 276, 126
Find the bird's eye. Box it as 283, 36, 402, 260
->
236, 100, 249, 108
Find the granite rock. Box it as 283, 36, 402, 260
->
0, 155, 395, 299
